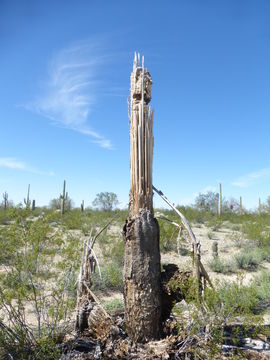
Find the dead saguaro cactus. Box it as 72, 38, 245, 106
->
60, 180, 67, 215
123, 53, 161, 342
76, 233, 112, 340
75, 219, 117, 340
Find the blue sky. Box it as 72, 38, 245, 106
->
1, 0, 270, 210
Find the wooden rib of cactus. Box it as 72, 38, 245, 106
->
129, 53, 154, 216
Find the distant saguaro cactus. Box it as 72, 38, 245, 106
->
2, 191, 8, 210
218, 183, 222, 216
60, 180, 67, 215
239, 196, 243, 214
24, 184, 31, 208
32, 199, 36, 211
81, 200, 84, 212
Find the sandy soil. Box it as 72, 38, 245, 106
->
2, 222, 270, 327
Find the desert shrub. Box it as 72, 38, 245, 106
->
231, 223, 241, 231
241, 218, 270, 247
178, 243, 190, 256
208, 258, 236, 274
0, 208, 14, 225
158, 220, 178, 252
102, 262, 123, 290
0, 316, 62, 360
0, 209, 81, 357
242, 221, 264, 244
207, 231, 215, 239
235, 249, 262, 270
177, 205, 212, 224
173, 276, 263, 357
218, 280, 260, 316
251, 271, 270, 311
109, 238, 124, 266
92, 261, 123, 291
260, 247, 270, 262
231, 231, 245, 248
206, 217, 223, 231
61, 209, 87, 230
104, 298, 124, 313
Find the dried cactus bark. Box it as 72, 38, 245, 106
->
123, 53, 162, 342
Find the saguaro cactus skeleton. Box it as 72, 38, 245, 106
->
123, 53, 161, 342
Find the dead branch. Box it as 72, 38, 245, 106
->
153, 185, 214, 294
75, 214, 122, 338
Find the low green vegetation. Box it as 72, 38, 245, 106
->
103, 298, 124, 313
1, 189, 270, 357
208, 257, 236, 274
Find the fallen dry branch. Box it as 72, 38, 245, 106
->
75, 216, 121, 339
153, 185, 214, 293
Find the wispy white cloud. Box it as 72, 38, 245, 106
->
232, 167, 270, 188
24, 40, 112, 150
0, 157, 54, 176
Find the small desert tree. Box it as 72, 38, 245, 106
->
194, 191, 219, 214
92, 192, 119, 211
49, 196, 74, 211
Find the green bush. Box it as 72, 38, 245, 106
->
231, 223, 241, 231
231, 231, 245, 248
173, 276, 263, 358
93, 261, 123, 291
104, 298, 124, 313
235, 250, 262, 270
206, 217, 223, 231
207, 231, 215, 239
260, 247, 270, 262
217, 280, 260, 316
241, 218, 270, 247
103, 237, 124, 266
251, 271, 270, 311
0, 209, 80, 357
178, 243, 190, 256
208, 258, 236, 274
158, 220, 178, 252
